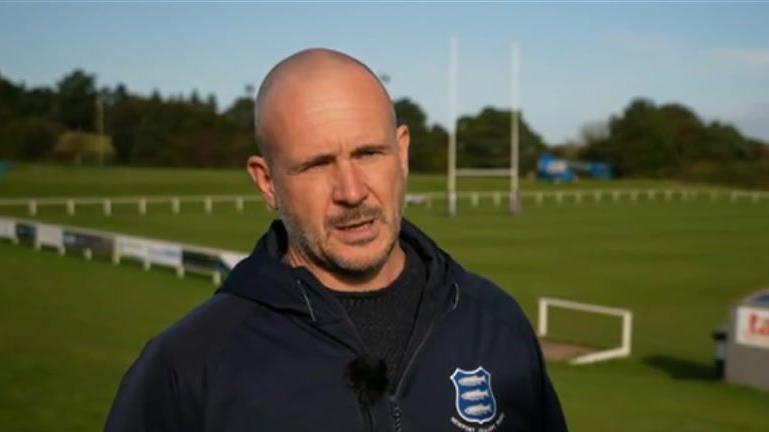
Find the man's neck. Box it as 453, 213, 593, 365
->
284, 245, 406, 293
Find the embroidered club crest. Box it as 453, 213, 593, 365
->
450, 366, 497, 424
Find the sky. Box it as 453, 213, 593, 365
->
1, 2, 768, 145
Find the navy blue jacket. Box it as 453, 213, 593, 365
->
105, 220, 567, 431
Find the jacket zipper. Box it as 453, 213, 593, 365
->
336, 308, 377, 432
298, 279, 459, 432
297, 279, 375, 432
387, 317, 439, 432
390, 402, 403, 432
388, 282, 459, 432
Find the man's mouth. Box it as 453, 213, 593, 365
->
336, 218, 375, 231
327, 206, 383, 244
330, 216, 380, 245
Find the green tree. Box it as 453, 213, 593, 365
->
580, 98, 769, 184
394, 98, 447, 172
0, 117, 59, 160
456, 107, 546, 174
225, 96, 255, 133
0, 74, 25, 123
55, 70, 97, 131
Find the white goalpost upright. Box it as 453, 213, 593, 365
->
509, 42, 521, 215
447, 37, 459, 217
446, 39, 521, 216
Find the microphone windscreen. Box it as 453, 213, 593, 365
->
345, 355, 389, 406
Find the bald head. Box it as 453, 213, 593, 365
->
246, 48, 411, 290
254, 48, 396, 159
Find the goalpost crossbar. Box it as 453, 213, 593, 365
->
455, 168, 513, 177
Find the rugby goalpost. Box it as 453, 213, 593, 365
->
538, 297, 633, 365
447, 38, 521, 216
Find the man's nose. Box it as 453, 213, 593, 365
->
332, 161, 368, 206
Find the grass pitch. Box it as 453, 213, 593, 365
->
1, 165, 768, 431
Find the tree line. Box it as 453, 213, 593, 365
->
575, 99, 769, 188
0, 70, 255, 167
0, 69, 546, 173
1, 69, 767, 187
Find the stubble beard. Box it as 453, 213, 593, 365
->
279, 185, 406, 279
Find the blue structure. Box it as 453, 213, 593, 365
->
537, 154, 575, 183
537, 154, 612, 183
0, 162, 12, 182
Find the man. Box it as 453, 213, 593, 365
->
105, 48, 567, 432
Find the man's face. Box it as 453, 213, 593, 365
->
252, 68, 410, 276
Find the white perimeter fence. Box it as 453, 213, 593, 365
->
0, 216, 247, 284
0, 189, 767, 217
538, 297, 633, 365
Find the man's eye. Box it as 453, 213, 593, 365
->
299, 158, 333, 172
302, 162, 325, 172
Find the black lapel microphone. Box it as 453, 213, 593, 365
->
345, 355, 389, 406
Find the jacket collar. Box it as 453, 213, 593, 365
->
217, 218, 457, 323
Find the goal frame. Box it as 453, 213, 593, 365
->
538, 297, 633, 365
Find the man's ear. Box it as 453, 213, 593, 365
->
396, 125, 410, 177
247, 155, 278, 210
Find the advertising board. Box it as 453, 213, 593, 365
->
146, 241, 182, 268
63, 231, 115, 256
116, 236, 147, 262
37, 225, 63, 249
736, 306, 769, 350
15, 222, 36, 244
0, 218, 15, 241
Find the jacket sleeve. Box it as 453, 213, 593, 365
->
104, 339, 191, 432
528, 324, 568, 432
539, 366, 568, 431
